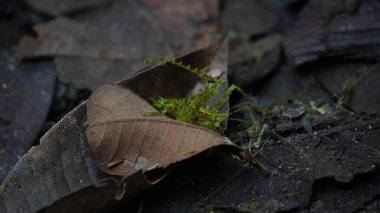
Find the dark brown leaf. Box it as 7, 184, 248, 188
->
16, 0, 218, 90
284, 0, 380, 65
316, 61, 380, 115
16, 17, 169, 90
139, 0, 218, 55
229, 35, 282, 88
221, 0, 277, 36
253, 64, 332, 106
16, 18, 162, 60
0, 1, 31, 50
0, 52, 55, 184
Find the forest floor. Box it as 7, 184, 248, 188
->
1, 0, 380, 212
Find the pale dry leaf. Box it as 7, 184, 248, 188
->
86, 85, 240, 176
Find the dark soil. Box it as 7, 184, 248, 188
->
128, 108, 380, 213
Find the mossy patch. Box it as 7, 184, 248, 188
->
145, 57, 241, 133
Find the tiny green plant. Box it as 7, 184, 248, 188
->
144, 57, 243, 133
243, 201, 260, 210
294, 100, 331, 115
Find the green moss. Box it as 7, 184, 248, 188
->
294, 100, 331, 115
243, 201, 260, 210
145, 57, 240, 133
341, 80, 353, 102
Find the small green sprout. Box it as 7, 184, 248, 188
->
243, 201, 260, 210
335, 80, 353, 109
294, 100, 331, 115
309, 101, 330, 115
341, 80, 353, 102
144, 57, 241, 133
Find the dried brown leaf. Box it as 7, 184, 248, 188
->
16, 17, 171, 90
16, 18, 160, 60
221, 0, 277, 36
86, 85, 239, 176
140, 0, 218, 55
16, 0, 218, 90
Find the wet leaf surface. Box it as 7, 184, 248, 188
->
0, 52, 55, 184
17, 0, 218, 90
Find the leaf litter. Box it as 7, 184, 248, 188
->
86, 84, 242, 176
2, 0, 380, 212
16, 0, 218, 90
0, 41, 261, 212
22, 0, 110, 16
0, 51, 55, 184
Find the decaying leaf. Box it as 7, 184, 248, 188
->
0, 52, 55, 184
221, 0, 277, 36
284, 0, 380, 65
0, 1, 31, 50
16, 18, 142, 59
0, 41, 245, 212
16, 0, 218, 90
139, 0, 218, 55
229, 34, 282, 66
229, 35, 282, 88
23, 0, 110, 16
316, 61, 380, 115
16, 17, 166, 91
86, 85, 240, 176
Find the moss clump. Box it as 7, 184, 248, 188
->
243, 201, 260, 210
145, 57, 240, 133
